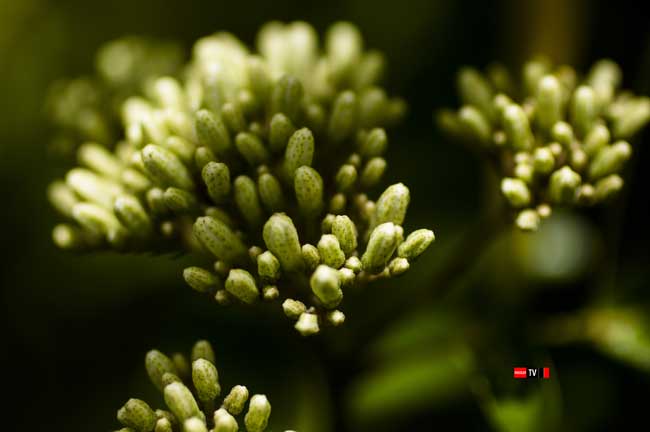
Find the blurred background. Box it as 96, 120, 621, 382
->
1, 0, 650, 430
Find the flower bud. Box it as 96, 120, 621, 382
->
142, 144, 194, 190
328, 90, 358, 143
335, 164, 357, 192
588, 141, 631, 180
192, 359, 220, 402
163, 382, 201, 422
263, 214, 304, 272
501, 178, 531, 208
114, 194, 152, 236
117, 399, 156, 432
388, 257, 410, 276
326, 310, 346, 326
183, 418, 208, 432
225, 269, 259, 304
222, 102, 246, 134
66, 168, 122, 209
155, 417, 173, 432
258, 173, 285, 212
372, 183, 410, 229
191, 340, 216, 364
78, 142, 123, 179
515, 209, 540, 232
301, 244, 320, 270
397, 229, 435, 260
295, 312, 320, 336
458, 105, 490, 144
202, 162, 231, 204
195, 109, 232, 156
332, 215, 357, 255
311, 265, 343, 308
345, 256, 362, 273
270, 75, 303, 123
222, 385, 249, 415
533, 147, 555, 174
163, 136, 194, 165
193, 216, 247, 264
503, 104, 533, 150
294, 166, 324, 217
594, 174, 623, 202
549, 166, 581, 204
72, 203, 123, 240
236, 132, 269, 166
536, 75, 562, 132
145, 350, 177, 391
257, 251, 281, 281
552, 121, 574, 147
234, 176, 264, 228
583, 124, 610, 157
269, 113, 295, 153
359, 157, 387, 188
183, 267, 220, 293
457, 67, 494, 121
360, 128, 388, 157
317, 234, 346, 268
571, 85, 597, 138
194, 146, 217, 170
244, 395, 272, 432
48, 181, 79, 217
163, 187, 197, 213
213, 408, 239, 432
362, 222, 399, 273
612, 97, 650, 138
284, 128, 314, 179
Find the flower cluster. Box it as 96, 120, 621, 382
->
439, 58, 650, 231
114, 340, 290, 432
47, 21, 435, 335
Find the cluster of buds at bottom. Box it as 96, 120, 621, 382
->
47, 21, 434, 335
438, 58, 650, 231
46, 36, 183, 156
114, 340, 292, 432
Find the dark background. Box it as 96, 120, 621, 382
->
1, 0, 650, 430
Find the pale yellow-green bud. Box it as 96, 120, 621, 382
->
335, 164, 358, 192
515, 209, 540, 232
549, 166, 581, 204
345, 256, 362, 273
66, 168, 122, 209
457, 67, 494, 121
142, 144, 194, 190
282, 298, 307, 319
552, 121, 574, 147
263, 214, 304, 272
594, 174, 624, 202
262, 285, 279, 301
163, 382, 201, 422
458, 105, 491, 144
294, 166, 324, 217
328, 90, 358, 143
145, 350, 177, 391
503, 104, 533, 150
244, 395, 271, 432
222, 385, 249, 415
338, 267, 355, 286
326, 310, 346, 326
588, 141, 631, 180
163, 136, 194, 165
317, 234, 346, 269
360, 128, 388, 157
183, 267, 219, 293
284, 128, 314, 179
191, 340, 216, 364
192, 359, 220, 402
270, 75, 303, 123
372, 183, 410, 228
183, 418, 208, 432
397, 229, 435, 260
269, 113, 295, 153
257, 251, 281, 282
583, 124, 610, 157
222, 102, 246, 134
117, 399, 156, 432
359, 157, 387, 188
48, 181, 79, 217
533, 147, 555, 174
332, 215, 357, 255
194, 147, 217, 170
155, 417, 172, 432
388, 257, 410, 276
202, 162, 230, 204
78, 142, 123, 179
536, 75, 562, 132
234, 176, 264, 228
114, 194, 152, 236
501, 178, 531, 208
236, 132, 269, 166
301, 244, 321, 270
225, 269, 259, 304
193, 216, 247, 264
163, 187, 197, 213
571, 85, 597, 138
362, 222, 399, 273
295, 312, 320, 336
258, 173, 285, 212
195, 110, 232, 156
213, 408, 238, 432
310, 265, 343, 308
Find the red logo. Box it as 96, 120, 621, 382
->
513, 367, 550, 379
514, 367, 527, 378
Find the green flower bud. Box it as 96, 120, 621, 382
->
359, 157, 387, 188
329, 193, 347, 214
247, 56, 271, 105
549, 166, 581, 204
192, 359, 220, 402
311, 265, 343, 308
269, 113, 295, 153
262, 285, 279, 301
294, 166, 324, 217
202, 162, 231, 204
122, 168, 152, 194
48, 181, 79, 217
594, 174, 623, 202
458, 105, 491, 144
503, 104, 533, 150
270, 75, 303, 123
52, 224, 91, 250
213, 408, 239, 432
155, 418, 172, 432
571, 85, 597, 138
193, 216, 247, 264
332, 215, 357, 255
535, 75, 562, 132
195, 110, 232, 156
501, 178, 531, 208
117, 399, 156, 432
284, 128, 314, 179
146, 188, 168, 215
142, 145, 194, 190
258, 173, 285, 212
183, 418, 208, 432
552, 121, 574, 147
577, 184, 596, 205
295, 312, 320, 336
172, 353, 190, 381
362, 222, 399, 273
263, 214, 303, 272
397, 229, 435, 260
335, 164, 357, 192
222, 102, 246, 134
326, 310, 346, 326
222, 385, 249, 415
589, 141, 631, 180
183, 267, 219, 293
587, 59, 620, 108
72, 203, 123, 240
161, 372, 181, 388
612, 97, 650, 138
326, 21, 362, 80
145, 350, 177, 391
194, 147, 217, 171
583, 124, 610, 157
236, 132, 269, 166
457, 67, 494, 121
515, 209, 540, 232
388, 257, 410, 276
225, 269, 259, 304
345, 256, 362, 273
514, 163, 534, 184
372, 183, 410, 228
360, 128, 388, 157
163, 187, 197, 213
338, 267, 355, 286
163, 382, 201, 422
79, 142, 123, 179
66, 168, 122, 209
205, 207, 234, 228
257, 251, 281, 281
113, 194, 152, 236
328, 90, 358, 143
301, 244, 320, 270
317, 234, 346, 269
533, 147, 555, 174
234, 176, 264, 228
244, 394, 271, 432
282, 299, 306, 319
163, 136, 194, 165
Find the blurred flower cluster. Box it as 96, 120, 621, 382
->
115, 340, 291, 432
47, 21, 435, 335
439, 58, 650, 231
